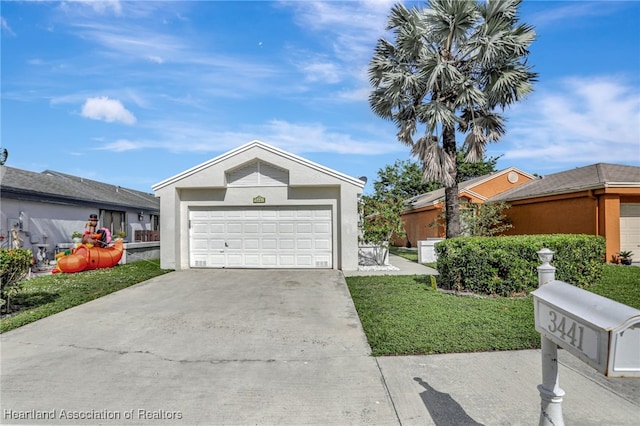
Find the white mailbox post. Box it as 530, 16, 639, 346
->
531, 249, 640, 426
533, 281, 640, 378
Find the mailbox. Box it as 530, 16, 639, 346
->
532, 280, 640, 378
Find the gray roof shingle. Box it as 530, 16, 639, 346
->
490, 163, 640, 202
1, 166, 159, 211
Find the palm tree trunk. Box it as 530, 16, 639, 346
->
443, 125, 460, 238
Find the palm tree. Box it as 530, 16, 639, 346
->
369, 0, 536, 237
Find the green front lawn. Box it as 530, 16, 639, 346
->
346, 264, 640, 356
389, 246, 419, 263
1, 260, 172, 333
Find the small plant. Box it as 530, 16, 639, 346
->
1, 248, 32, 314
71, 231, 83, 239
115, 231, 126, 239
618, 250, 633, 265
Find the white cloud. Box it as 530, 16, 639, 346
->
1, 17, 16, 36
95, 139, 140, 152
300, 60, 342, 84
284, 1, 391, 95
259, 120, 398, 155
529, 2, 626, 29
63, 0, 122, 15
81, 96, 136, 125
92, 118, 399, 156
501, 76, 640, 166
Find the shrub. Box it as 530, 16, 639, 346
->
435, 234, 605, 296
1, 248, 33, 313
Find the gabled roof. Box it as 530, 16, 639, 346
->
152, 140, 366, 191
0, 166, 159, 211
405, 167, 533, 209
489, 163, 640, 202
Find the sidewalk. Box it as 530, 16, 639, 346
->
378, 349, 639, 425
344, 253, 640, 425
343, 253, 438, 277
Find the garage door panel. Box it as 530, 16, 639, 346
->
190, 211, 209, 220
226, 239, 242, 249
210, 224, 225, 233
262, 223, 277, 233
243, 254, 261, 266
208, 254, 225, 267
227, 223, 242, 233
192, 223, 208, 234
315, 223, 331, 233
294, 255, 313, 266
263, 239, 277, 249
279, 223, 295, 233
244, 223, 260, 233
620, 204, 640, 253
262, 210, 278, 219
297, 239, 312, 249
280, 239, 295, 249
189, 206, 332, 268
296, 223, 313, 233
279, 255, 295, 266
261, 254, 277, 266
315, 239, 331, 250
244, 239, 260, 250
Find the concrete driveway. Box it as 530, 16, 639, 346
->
1, 270, 398, 425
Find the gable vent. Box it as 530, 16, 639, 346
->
227, 161, 289, 187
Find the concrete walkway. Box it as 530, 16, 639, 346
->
345, 254, 639, 425
343, 253, 438, 277
2, 263, 638, 425
1, 270, 398, 425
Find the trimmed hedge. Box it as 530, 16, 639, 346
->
435, 234, 605, 296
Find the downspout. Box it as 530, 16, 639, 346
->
588, 189, 599, 236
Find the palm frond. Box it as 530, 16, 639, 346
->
411, 135, 455, 186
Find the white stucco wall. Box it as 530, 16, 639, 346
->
153, 141, 364, 271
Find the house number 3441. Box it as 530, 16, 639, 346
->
547, 310, 585, 351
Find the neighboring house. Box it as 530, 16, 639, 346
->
0, 166, 160, 261
152, 140, 365, 271
491, 163, 640, 263
400, 163, 640, 264
399, 167, 535, 246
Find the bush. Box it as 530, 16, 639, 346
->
435, 234, 605, 296
1, 248, 33, 313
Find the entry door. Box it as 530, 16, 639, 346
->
189, 206, 332, 268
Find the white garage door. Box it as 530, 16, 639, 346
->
189, 206, 332, 268
620, 204, 640, 254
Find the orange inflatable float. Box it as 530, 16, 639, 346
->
53, 239, 124, 273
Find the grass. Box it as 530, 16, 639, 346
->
389, 246, 419, 262
1, 259, 172, 333
346, 263, 640, 356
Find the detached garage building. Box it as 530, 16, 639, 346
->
152, 141, 365, 271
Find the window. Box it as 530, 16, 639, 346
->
100, 210, 126, 236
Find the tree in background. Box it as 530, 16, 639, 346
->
359, 195, 406, 265
460, 200, 513, 236
456, 151, 499, 183
371, 159, 440, 202
370, 152, 500, 202
369, 0, 536, 238
430, 200, 513, 237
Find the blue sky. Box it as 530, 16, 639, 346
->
2, 0, 639, 194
